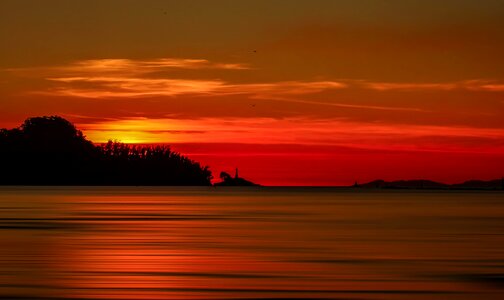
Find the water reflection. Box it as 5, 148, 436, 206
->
1, 187, 503, 299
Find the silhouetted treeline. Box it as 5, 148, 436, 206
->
0, 116, 212, 185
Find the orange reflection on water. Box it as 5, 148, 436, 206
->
1, 187, 503, 299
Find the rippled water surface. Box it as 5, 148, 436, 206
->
0, 187, 503, 299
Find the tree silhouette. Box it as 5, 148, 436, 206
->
0, 116, 212, 185
220, 171, 232, 181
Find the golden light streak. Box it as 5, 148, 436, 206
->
81, 117, 504, 154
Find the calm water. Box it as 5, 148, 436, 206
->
0, 187, 503, 300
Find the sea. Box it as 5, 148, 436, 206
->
0, 187, 503, 299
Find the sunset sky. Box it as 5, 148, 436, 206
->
1, 0, 503, 185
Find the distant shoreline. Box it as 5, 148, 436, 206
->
3, 178, 502, 190
0, 185, 502, 191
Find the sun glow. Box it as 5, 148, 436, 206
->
98, 133, 152, 144
83, 118, 184, 144
80, 117, 504, 154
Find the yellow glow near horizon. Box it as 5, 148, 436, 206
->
82, 118, 184, 144
85, 130, 166, 144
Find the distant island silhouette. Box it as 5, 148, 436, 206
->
354, 179, 504, 190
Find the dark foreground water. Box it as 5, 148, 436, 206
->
0, 187, 503, 300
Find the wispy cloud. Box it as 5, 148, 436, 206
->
44, 76, 348, 98
363, 82, 458, 91
47, 76, 504, 98
65, 58, 251, 73
47, 77, 228, 98
8, 58, 250, 76
7, 58, 504, 115
8, 58, 346, 99
81, 117, 504, 154
361, 80, 504, 92
251, 97, 427, 112
463, 80, 504, 92
41, 79, 423, 114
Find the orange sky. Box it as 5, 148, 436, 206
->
1, 0, 503, 185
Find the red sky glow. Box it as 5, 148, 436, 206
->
1, 0, 503, 185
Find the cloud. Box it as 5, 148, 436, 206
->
7, 57, 346, 98
251, 97, 427, 112
44, 76, 348, 98
46, 77, 228, 98
64, 58, 251, 73
363, 82, 458, 91
80, 117, 504, 154
361, 80, 504, 92
477, 84, 504, 91
6, 58, 504, 117
463, 80, 504, 92
7, 58, 250, 76
45, 76, 504, 98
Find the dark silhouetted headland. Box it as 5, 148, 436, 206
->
0, 116, 212, 185
214, 168, 260, 186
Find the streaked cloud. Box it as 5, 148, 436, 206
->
363, 82, 458, 91
7, 58, 504, 100
7, 58, 250, 76
81, 117, 504, 154
63, 58, 251, 74
477, 84, 504, 91
5, 58, 504, 119
463, 80, 504, 92
360, 80, 504, 92
44, 76, 348, 98
46, 77, 228, 98
254, 97, 427, 112
41, 73, 504, 108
